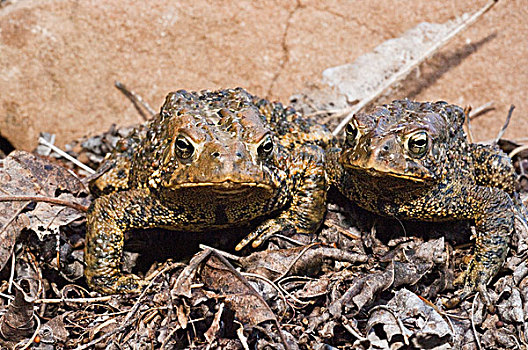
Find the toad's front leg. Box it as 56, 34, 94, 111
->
235, 144, 328, 250
85, 189, 182, 294
445, 186, 514, 307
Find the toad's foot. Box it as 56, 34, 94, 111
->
443, 263, 494, 309
87, 273, 147, 295
235, 217, 296, 251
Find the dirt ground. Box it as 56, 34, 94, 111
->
0, 0, 526, 150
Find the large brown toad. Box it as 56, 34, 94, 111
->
85, 88, 334, 294
328, 100, 524, 306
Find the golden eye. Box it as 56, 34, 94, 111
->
257, 135, 274, 158
174, 135, 194, 159
345, 122, 358, 146
406, 131, 429, 158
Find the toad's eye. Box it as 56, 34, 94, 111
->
174, 135, 195, 159
257, 135, 274, 158
345, 122, 358, 146
406, 131, 429, 158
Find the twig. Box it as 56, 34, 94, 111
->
494, 105, 515, 144
236, 321, 250, 350
33, 295, 112, 304
340, 316, 367, 341
38, 137, 95, 175
114, 81, 156, 120
326, 221, 361, 240
199, 244, 241, 262
464, 106, 474, 144
0, 204, 28, 240
332, 0, 499, 135
468, 101, 494, 120
242, 272, 309, 306
0, 195, 88, 212
8, 253, 15, 294
471, 293, 482, 350
509, 145, 528, 159
304, 107, 354, 118
274, 243, 319, 283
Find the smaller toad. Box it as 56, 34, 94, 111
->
328, 100, 524, 306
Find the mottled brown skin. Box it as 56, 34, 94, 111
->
329, 100, 522, 306
86, 88, 334, 294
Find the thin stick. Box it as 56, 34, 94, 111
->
509, 145, 528, 159
115, 81, 156, 120
471, 293, 482, 350
0, 195, 88, 212
469, 101, 494, 120
34, 295, 112, 304
332, 0, 499, 135
340, 316, 367, 341
273, 243, 319, 283
38, 137, 95, 174
494, 105, 515, 144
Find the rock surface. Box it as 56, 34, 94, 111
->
0, 0, 526, 149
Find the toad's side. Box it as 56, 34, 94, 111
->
86, 88, 334, 294
328, 100, 523, 306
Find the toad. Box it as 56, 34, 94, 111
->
85, 88, 333, 294
328, 100, 523, 306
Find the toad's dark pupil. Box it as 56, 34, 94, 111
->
413, 139, 426, 147
258, 138, 273, 156
176, 139, 190, 150
345, 123, 358, 145
262, 141, 272, 152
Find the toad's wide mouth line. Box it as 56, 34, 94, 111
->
168, 181, 276, 193
343, 164, 434, 183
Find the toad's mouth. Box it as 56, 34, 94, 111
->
343, 164, 435, 183
170, 181, 275, 194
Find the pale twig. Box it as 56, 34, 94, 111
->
509, 145, 528, 159
8, 252, 15, 294
468, 101, 494, 120
115, 81, 156, 120
471, 293, 482, 350
340, 316, 367, 341
0, 292, 14, 301
236, 321, 251, 350
34, 295, 112, 304
198, 244, 241, 262
304, 107, 354, 118
464, 106, 474, 144
38, 137, 95, 175
332, 0, 499, 136
242, 272, 309, 306
0, 195, 88, 212
0, 204, 28, 240
494, 105, 515, 144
